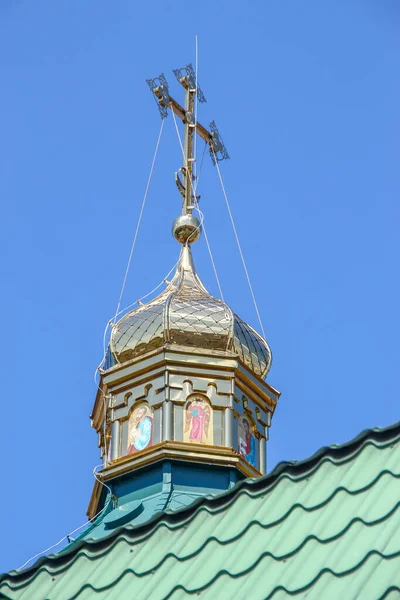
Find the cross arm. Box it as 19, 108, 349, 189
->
153, 89, 212, 146
147, 72, 229, 165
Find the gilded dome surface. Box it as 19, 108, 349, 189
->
109, 246, 272, 378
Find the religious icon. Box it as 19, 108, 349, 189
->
238, 415, 256, 467
184, 396, 213, 445
127, 403, 153, 454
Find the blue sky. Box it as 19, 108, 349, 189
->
1, 0, 399, 573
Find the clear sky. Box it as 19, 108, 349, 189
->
1, 0, 399, 574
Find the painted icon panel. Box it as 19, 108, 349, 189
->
238, 415, 257, 467
184, 396, 213, 445
127, 402, 153, 454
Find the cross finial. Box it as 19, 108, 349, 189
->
146, 64, 229, 221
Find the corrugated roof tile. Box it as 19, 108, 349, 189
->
1, 422, 399, 599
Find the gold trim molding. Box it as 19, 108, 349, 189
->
87, 441, 260, 519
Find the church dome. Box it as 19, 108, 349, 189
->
109, 245, 272, 379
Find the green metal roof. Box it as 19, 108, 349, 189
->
1, 422, 400, 599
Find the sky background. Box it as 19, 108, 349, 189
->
1, 0, 399, 574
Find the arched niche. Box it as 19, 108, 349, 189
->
126, 402, 153, 455
238, 414, 257, 468
183, 394, 213, 445
124, 392, 133, 405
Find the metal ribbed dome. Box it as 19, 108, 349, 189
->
109, 246, 272, 378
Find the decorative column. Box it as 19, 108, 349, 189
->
224, 407, 233, 448
111, 420, 120, 461
163, 401, 173, 440
259, 437, 266, 475
162, 372, 173, 440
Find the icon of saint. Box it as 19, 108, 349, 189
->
127, 405, 153, 454
184, 397, 211, 444
239, 417, 256, 466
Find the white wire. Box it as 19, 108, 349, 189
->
112, 118, 165, 325
95, 317, 111, 378
172, 113, 202, 202
94, 259, 180, 386
93, 312, 114, 422
90, 119, 166, 488
107, 260, 178, 321
194, 35, 199, 182
212, 149, 267, 340
18, 465, 113, 571
93, 118, 166, 392
171, 63, 224, 305
191, 144, 225, 302
171, 108, 185, 160
93, 464, 113, 496
194, 201, 225, 302
193, 140, 207, 198
109, 259, 179, 321
137, 260, 179, 302
171, 117, 225, 303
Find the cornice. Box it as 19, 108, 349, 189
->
87, 442, 260, 519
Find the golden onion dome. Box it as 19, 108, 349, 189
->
109, 245, 272, 379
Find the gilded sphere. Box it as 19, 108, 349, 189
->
172, 214, 201, 244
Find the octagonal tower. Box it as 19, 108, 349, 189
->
88, 237, 280, 519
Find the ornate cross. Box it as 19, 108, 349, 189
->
146, 64, 229, 216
